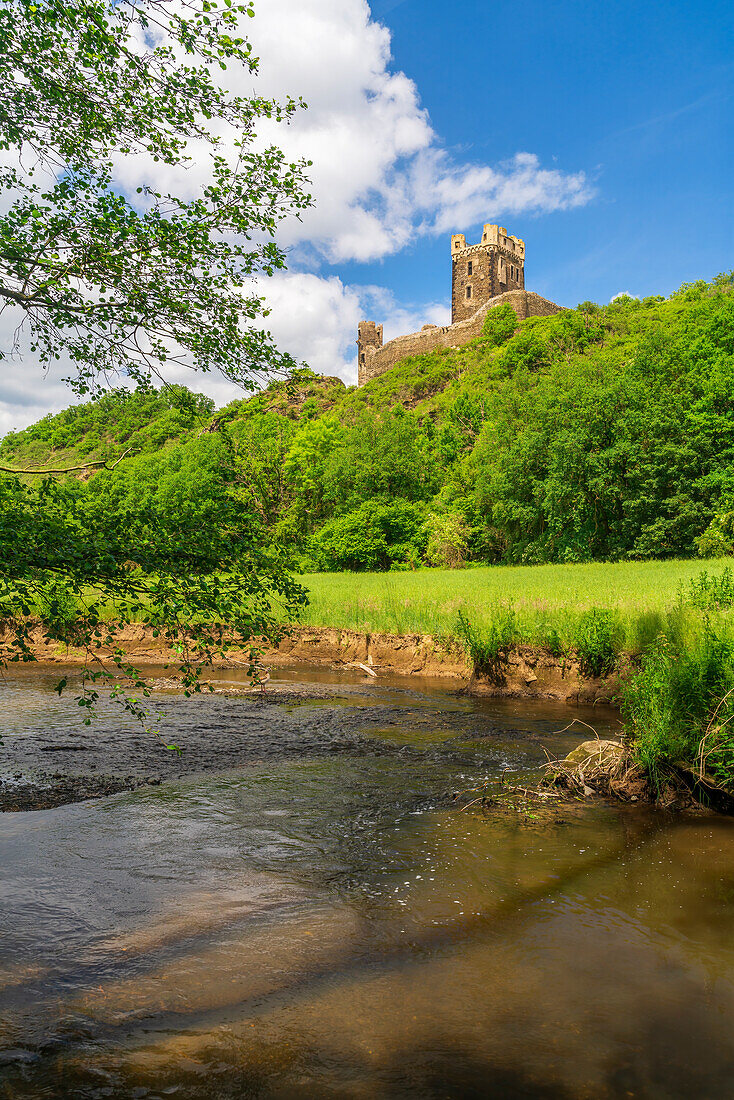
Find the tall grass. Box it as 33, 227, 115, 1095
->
621, 623, 734, 797
298, 558, 734, 652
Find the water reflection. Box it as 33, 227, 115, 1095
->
0, 672, 732, 1098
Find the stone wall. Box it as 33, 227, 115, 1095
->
357, 320, 384, 386
358, 289, 562, 385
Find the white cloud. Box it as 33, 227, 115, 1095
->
114, 0, 594, 265
262, 273, 361, 379
0, 0, 594, 431
0, 371, 73, 437
362, 289, 451, 344
0, 269, 442, 431
241, 0, 594, 263
258, 271, 449, 385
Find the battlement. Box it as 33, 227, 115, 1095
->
358, 321, 383, 343
452, 225, 524, 259
479, 223, 525, 256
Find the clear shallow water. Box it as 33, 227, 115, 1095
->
0, 670, 733, 1098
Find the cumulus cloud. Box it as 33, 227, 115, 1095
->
258, 271, 448, 385
232, 0, 594, 263
0, 363, 77, 436
0, 0, 595, 429
114, 0, 594, 264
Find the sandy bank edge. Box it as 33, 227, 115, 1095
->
8, 623, 619, 705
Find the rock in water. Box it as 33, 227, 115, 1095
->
564, 740, 625, 769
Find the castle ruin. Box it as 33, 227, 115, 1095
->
357, 224, 560, 386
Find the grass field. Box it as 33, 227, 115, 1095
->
298, 557, 734, 652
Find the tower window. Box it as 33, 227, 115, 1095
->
467, 260, 473, 276
466, 285, 472, 299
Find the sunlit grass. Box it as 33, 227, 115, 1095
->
298, 557, 734, 652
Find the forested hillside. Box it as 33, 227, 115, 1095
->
4, 273, 733, 571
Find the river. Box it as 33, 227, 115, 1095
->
0, 666, 733, 1098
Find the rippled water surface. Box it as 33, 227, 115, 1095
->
0, 668, 733, 1098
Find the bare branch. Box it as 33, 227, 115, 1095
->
0, 446, 134, 476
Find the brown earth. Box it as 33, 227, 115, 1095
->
3, 622, 620, 705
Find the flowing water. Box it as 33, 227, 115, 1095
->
0, 667, 733, 1098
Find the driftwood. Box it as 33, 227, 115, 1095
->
453, 721, 647, 815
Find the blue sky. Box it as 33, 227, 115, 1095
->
1, 0, 731, 431
357, 0, 733, 309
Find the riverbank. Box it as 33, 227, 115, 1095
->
5, 584, 733, 810
4, 621, 621, 704
299, 558, 734, 651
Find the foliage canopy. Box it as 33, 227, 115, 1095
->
0, 0, 311, 723
7, 274, 734, 585
0, 0, 310, 392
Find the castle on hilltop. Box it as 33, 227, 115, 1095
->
357, 224, 561, 386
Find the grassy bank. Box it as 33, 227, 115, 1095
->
300, 558, 734, 802
299, 557, 733, 652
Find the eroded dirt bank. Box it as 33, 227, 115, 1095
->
2, 621, 619, 704
263, 627, 620, 705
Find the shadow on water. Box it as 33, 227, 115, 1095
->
0, 670, 732, 1098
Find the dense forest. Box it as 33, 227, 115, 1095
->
3, 273, 733, 573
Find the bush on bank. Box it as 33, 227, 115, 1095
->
621, 625, 734, 801
450, 566, 734, 803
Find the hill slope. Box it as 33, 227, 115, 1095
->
2, 273, 733, 569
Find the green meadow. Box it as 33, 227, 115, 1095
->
298, 557, 734, 653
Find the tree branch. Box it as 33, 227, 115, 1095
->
0, 446, 134, 475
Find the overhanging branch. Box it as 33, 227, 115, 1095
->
0, 446, 134, 475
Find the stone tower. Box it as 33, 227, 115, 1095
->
450, 224, 525, 324
357, 321, 383, 386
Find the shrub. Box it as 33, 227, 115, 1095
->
621, 626, 734, 794
695, 509, 734, 558
574, 608, 621, 677
313, 500, 426, 572
481, 302, 518, 347
499, 322, 558, 373
425, 512, 470, 568
456, 606, 516, 677
537, 623, 566, 658
688, 567, 734, 610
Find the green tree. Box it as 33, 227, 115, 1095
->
313, 500, 426, 573
0, 472, 305, 729
0, 0, 311, 722
0, 0, 311, 391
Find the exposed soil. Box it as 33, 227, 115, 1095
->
2, 621, 620, 704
